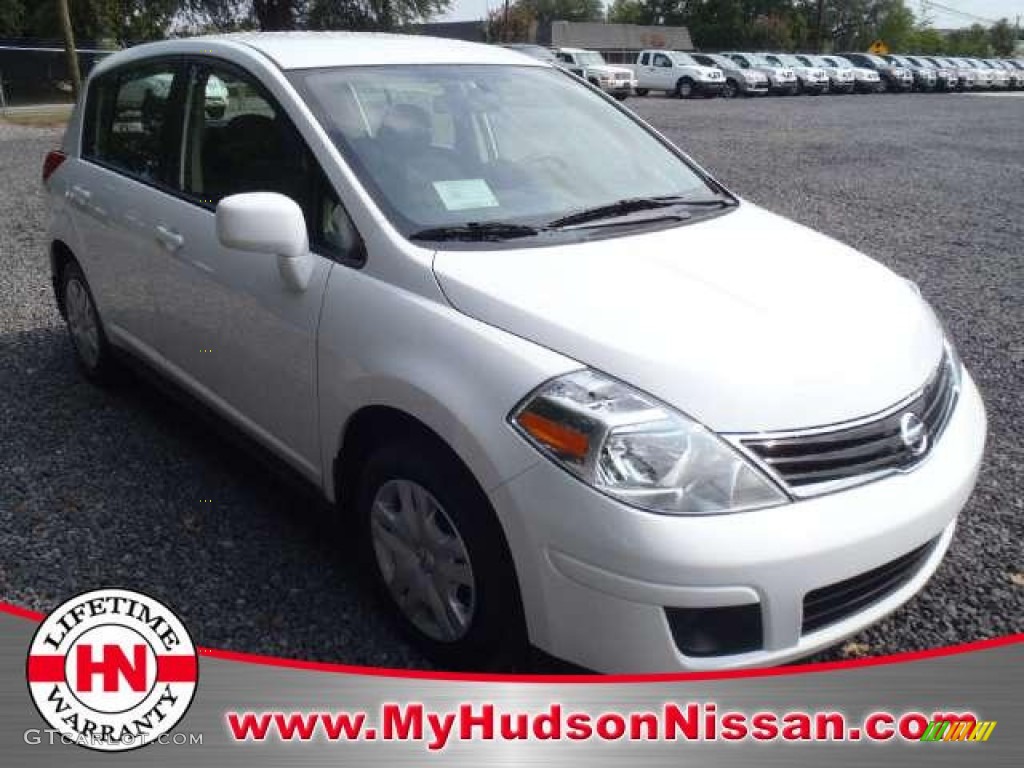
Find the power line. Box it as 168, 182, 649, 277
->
921, 0, 1000, 26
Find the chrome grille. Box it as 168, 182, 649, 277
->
740, 352, 959, 495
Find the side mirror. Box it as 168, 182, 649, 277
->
216, 192, 307, 259
216, 192, 313, 292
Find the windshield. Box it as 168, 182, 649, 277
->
775, 54, 803, 67
574, 51, 607, 66
828, 56, 854, 69
864, 54, 889, 67
292, 65, 717, 239
744, 53, 775, 67
671, 52, 698, 66
704, 54, 732, 68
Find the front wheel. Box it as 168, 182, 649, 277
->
60, 261, 118, 383
676, 78, 694, 98
723, 79, 739, 98
357, 439, 526, 670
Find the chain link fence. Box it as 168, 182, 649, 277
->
0, 41, 114, 109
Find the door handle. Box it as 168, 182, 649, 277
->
155, 225, 185, 253
67, 184, 91, 206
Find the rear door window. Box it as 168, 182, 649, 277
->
83, 60, 182, 184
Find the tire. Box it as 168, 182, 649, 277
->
675, 78, 694, 99
356, 437, 526, 670
723, 79, 739, 98
634, 87, 649, 96
613, 93, 628, 101
60, 260, 118, 383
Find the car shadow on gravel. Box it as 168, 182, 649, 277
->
0, 323, 441, 670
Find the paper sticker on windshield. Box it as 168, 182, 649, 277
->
433, 179, 500, 211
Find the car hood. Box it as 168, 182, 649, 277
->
695, 65, 723, 77
432, 202, 943, 433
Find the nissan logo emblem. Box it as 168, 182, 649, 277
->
900, 413, 928, 456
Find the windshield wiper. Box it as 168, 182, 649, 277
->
546, 195, 733, 229
409, 222, 541, 242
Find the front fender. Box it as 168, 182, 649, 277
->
317, 266, 578, 503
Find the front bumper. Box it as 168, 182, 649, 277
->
600, 81, 635, 96
491, 370, 986, 673
770, 81, 799, 95
855, 79, 883, 93
830, 80, 856, 93
694, 80, 725, 95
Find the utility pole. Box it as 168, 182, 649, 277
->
58, 0, 82, 101
815, 0, 825, 52
503, 0, 510, 42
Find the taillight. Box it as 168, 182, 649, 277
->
42, 150, 67, 183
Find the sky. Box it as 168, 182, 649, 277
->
439, 0, 1024, 30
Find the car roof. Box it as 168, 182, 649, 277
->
92, 31, 545, 74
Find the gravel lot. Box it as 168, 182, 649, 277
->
1, 93, 1021, 672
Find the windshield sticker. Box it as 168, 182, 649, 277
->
433, 179, 500, 211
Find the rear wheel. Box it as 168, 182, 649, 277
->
634, 87, 649, 96
357, 438, 526, 670
60, 261, 117, 383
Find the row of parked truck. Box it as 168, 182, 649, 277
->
504, 44, 1024, 100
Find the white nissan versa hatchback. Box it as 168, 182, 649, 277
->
44, 33, 986, 674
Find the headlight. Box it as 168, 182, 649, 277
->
511, 370, 788, 515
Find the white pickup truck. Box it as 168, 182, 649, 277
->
627, 49, 725, 98
553, 48, 636, 100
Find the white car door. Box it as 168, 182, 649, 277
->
70, 59, 186, 354
652, 53, 675, 90
147, 60, 360, 480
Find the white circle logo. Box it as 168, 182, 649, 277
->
899, 412, 929, 456
27, 588, 198, 752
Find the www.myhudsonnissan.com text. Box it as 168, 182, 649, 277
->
225, 703, 997, 749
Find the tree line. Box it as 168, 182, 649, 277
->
0, 0, 452, 43
0, 0, 1017, 57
